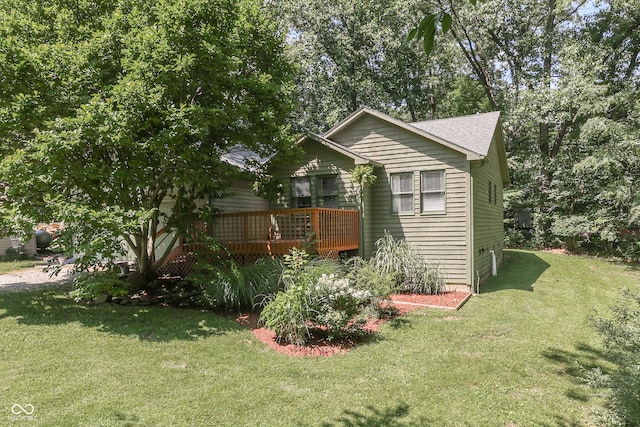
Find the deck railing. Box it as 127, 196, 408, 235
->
158, 208, 360, 276
208, 207, 360, 256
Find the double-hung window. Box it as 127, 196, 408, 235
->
391, 172, 414, 214
290, 177, 311, 208
421, 170, 445, 213
317, 175, 338, 208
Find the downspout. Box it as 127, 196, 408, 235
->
468, 165, 476, 294
490, 249, 497, 276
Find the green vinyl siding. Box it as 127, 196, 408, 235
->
269, 140, 358, 211
212, 180, 270, 213
146, 181, 269, 262
471, 136, 505, 283
331, 114, 471, 285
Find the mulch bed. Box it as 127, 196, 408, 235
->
234, 291, 472, 357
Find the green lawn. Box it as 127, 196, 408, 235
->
0, 259, 47, 275
1, 250, 638, 426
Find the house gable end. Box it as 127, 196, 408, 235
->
299, 133, 382, 167
324, 107, 484, 161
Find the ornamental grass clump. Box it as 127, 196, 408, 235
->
373, 231, 445, 295
189, 258, 282, 311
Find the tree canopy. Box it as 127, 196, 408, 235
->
0, 0, 296, 279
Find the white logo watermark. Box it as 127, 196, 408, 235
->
9, 404, 36, 421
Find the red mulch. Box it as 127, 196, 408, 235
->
232, 291, 471, 357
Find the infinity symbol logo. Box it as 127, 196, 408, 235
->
11, 404, 35, 415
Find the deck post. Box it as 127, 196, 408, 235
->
311, 209, 320, 252
243, 213, 248, 246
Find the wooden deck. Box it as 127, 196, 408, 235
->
158, 208, 360, 276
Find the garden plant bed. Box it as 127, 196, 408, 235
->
235, 291, 472, 357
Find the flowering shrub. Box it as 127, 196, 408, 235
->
309, 274, 375, 338
259, 250, 379, 345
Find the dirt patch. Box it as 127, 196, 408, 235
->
542, 248, 569, 255
0, 266, 75, 292
235, 291, 472, 357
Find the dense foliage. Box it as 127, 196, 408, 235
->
70, 272, 129, 303
587, 288, 640, 426
0, 0, 296, 281
259, 248, 391, 345
189, 258, 282, 311
260, 235, 442, 345
374, 231, 446, 294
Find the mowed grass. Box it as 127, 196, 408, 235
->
1, 250, 638, 426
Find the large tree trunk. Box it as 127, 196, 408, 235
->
121, 208, 178, 290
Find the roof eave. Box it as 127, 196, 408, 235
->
304, 133, 383, 168
466, 153, 484, 161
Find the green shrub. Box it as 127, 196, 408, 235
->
3, 246, 26, 261
373, 231, 445, 295
279, 247, 313, 288
189, 258, 282, 311
300, 256, 345, 285
276, 247, 343, 290
308, 273, 374, 339
585, 288, 640, 426
70, 272, 128, 302
259, 283, 310, 345
260, 249, 377, 345
345, 256, 396, 299
504, 228, 532, 248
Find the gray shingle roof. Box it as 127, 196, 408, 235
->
410, 111, 501, 157
220, 145, 270, 171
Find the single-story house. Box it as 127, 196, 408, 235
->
160, 107, 509, 291
0, 234, 37, 256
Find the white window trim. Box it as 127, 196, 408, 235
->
391, 172, 415, 215
420, 170, 446, 214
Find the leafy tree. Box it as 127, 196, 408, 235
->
550, 116, 640, 256
0, 0, 296, 283
587, 287, 640, 425
272, 0, 480, 131
273, 0, 400, 131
